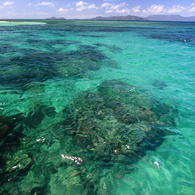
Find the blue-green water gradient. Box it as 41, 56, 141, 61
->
0, 20, 195, 195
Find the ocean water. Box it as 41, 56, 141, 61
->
0, 20, 195, 195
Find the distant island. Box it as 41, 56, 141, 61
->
92, 14, 195, 22
145, 15, 195, 21
45, 15, 195, 22
92, 15, 147, 21
45, 17, 66, 20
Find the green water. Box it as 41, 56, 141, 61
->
0, 20, 195, 195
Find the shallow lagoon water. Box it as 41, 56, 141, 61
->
0, 20, 195, 195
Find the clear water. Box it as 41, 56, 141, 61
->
0, 20, 195, 195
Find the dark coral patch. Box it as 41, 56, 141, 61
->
152, 79, 167, 90
49, 79, 179, 194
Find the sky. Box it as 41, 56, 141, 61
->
1, 0, 195, 19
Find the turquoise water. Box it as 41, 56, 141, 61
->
0, 20, 195, 195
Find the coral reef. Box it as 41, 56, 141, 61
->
152, 79, 167, 90
0, 46, 116, 88
0, 80, 178, 195
49, 79, 178, 194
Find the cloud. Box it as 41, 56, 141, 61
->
57, 8, 68, 12
105, 9, 113, 13
36, 2, 54, 7
132, 6, 141, 13
105, 8, 130, 13
101, 3, 113, 8
74, 1, 98, 11
3, 1, 14, 6
103, 2, 130, 14
36, 12, 49, 15
146, 4, 164, 14
166, 5, 185, 13
188, 3, 195, 12
141, 4, 195, 16
66, 14, 101, 19
110, 2, 128, 10
189, 6, 195, 12
116, 8, 130, 13
75, 1, 87, 6
88, 4, 96, 9
75, 5, 85, 11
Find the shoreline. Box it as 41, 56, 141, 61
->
0, 21, 12, 22
0, 20, 46, 25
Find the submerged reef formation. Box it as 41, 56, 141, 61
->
48, 79, 178, 194
143, 25, 195, 45
0, 113, 23, 138
62, 80, 177, 158
152, 79, 168, 90
0, 45, 116, 88
0, 80, 178, 195
55, 45, 109, 78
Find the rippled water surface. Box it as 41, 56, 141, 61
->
0, 20, 195, 195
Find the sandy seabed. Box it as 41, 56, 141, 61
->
0, 20, 46, 25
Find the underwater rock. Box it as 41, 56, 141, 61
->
0, 44, 18, 54
0, 154, 6, 164
101, 59, 118, 68
0, 79, 179, 195
98, 80, 177, 125
41, 105, 56, 117
61, 79, 178, 161
49, 166, 83, 195
79, 34, 106, 38
56, 62, 83, 77
94, 43, 123, 53
30, 187, 47, 195
0, 113, 23, 139
0, 131, 23, 156
0, 151, 32, 194
65, 47, 107, 71
52, 79, 178, 194
23, 81, 45, 93
0, 45, 115, 88
55, 47, 112, 78
0, 122, 10, 138
26, 38, 79, 53
152, 79, 167, 90
24, 105, 56, 128
25, 109, 44, 129
145, 30, 195, 45
5, 151, 31, 173
0, 52, 60, 87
